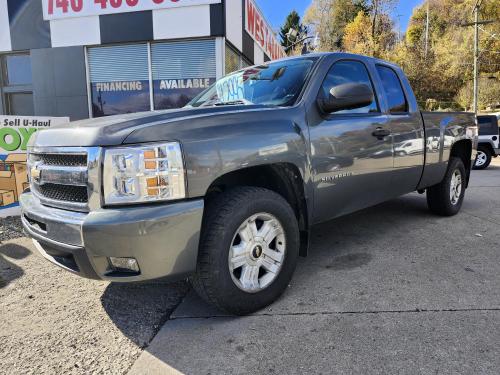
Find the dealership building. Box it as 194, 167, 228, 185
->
0, 0, 285, 120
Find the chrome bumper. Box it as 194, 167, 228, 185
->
20, 193, 204, 282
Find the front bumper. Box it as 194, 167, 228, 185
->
494, 148, 500, 156
20, 193, 204, 282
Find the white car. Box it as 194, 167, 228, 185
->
474, 115, 500, 169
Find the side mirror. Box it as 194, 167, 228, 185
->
318, 83, 374, 113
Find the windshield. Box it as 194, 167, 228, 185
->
188, 57, 317, 108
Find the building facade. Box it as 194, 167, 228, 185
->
0, 0, 285, 120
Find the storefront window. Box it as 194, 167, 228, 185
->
6, 93, 34, 116
0, 53, 34, 116
5, 55, 32, 86
225, 45, 240, 75
88, 44, 150, 118
225, 44, 251, 75
151, 40, 217, 110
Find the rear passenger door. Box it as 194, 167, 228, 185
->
375, 64, 425, 196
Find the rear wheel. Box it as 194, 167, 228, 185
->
190, 187, 300, 315
427, 157, 466, 216
473, 146, 492, 170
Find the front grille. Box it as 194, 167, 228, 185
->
28, 149, 93, 211
36, 153, 87, 167
37, 184, 88, 203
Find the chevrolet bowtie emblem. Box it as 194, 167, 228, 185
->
31, 166, 41, 182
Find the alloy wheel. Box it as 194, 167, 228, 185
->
449, 169, 463, 205
475, 151, 487, 167
228, 213, 286, 293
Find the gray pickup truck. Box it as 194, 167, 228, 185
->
21, 53, 477, 315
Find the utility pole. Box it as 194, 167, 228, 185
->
473, 0, 481, 114
461, 1, 496, 113
425, 2, 430, 58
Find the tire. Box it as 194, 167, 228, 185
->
190, 187, 300, 315
473, 146, 492, 170
427, 157, 466, 216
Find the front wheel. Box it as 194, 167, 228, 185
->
190, 187, 300, 315
473, 146, 492, 170
427, 157, 466, 216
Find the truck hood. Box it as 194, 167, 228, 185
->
31, 105, 271, 147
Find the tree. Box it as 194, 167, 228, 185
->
303, 0, 369, 51
394, 0, 499, 109
456, 77, 500, 111
303, 0, 499, 110
344, 10, 396, 57
279, 10, 307, 53
343, 11, 374, 55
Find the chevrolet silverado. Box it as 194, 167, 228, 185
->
21, 53, 478, 315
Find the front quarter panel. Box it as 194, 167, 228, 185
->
123, 106, 311, 199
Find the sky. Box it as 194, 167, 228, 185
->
255, 0, 424, 33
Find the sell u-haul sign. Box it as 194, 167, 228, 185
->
245, 0, 286, 61
42, 0, 221, 21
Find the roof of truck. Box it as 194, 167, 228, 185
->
271, 52, 402, 70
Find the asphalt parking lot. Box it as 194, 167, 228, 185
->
1, 159, 499, 375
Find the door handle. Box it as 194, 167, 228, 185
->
372, 127, 391, 140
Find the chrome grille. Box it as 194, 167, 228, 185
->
37, 184, 88, 203
35, 154, 87, 167
28, 147, 101, 212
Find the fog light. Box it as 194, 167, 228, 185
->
109, 257, 140, 273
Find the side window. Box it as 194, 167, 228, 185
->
0, 54, 34, 116
320, 60, 378, 114
478, 117, 497, 136
376, 65, 408, 113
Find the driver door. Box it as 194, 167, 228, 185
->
308, 59, 394, 223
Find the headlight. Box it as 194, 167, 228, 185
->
103, 142, 186, 205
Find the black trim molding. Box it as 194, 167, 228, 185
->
210, 3, 225, 36
99, 11, 153, 44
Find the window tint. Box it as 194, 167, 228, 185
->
189, 58, 316, 108
478, 116, 499, 135
320, 60, 378, 114
376, 65, 408, 113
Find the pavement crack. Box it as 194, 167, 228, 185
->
462, 211, 500, 227
171, 307, 500, 320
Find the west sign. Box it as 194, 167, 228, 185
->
245, 0, 286, 61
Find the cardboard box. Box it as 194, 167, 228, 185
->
0, 153, 28, 201
0, 189, 15, 207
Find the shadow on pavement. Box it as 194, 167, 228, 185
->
100, 280, 189, 348
308, 192, 432, 257
325, 252, 373, 270
0, 243, 31, 288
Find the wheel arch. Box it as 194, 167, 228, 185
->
204, 163, 310, 256
478, 141, 495, 155
450, 139, 473, 186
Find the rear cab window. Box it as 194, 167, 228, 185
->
376, 65, 408, 114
